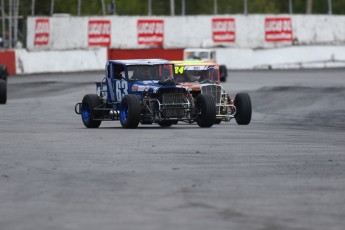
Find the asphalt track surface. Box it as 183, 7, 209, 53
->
1, 69, 345, 230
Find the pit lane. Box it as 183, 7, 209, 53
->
1, 69, 344, 230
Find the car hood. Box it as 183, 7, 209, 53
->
130, 80, 183, 93
177, 82, 202, 91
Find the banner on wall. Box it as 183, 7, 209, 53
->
88, 20, 111, 46
34, 19, 49, 46
137, 19, 164, 45
265, 17, 293, 42
212, 18, 236, 43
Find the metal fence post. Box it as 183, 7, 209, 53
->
78, 0, 81, 16
306, 0, 312, 14
289, 0, 293, 14
328, 0, 332, 15
148, 0, 152, 16
101, 0, 105, 15
214, 0, 217, 15
181, 0, 185, 15
170, 0, 174, 16
1, 0, 5, 47
50, 0, 54, 16
31, 0, 35, 16
113, 0, 116, 15
8, 0, 12, 48
244, 0, 248, 15
13, 0, 18, 46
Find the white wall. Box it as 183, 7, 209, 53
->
20, 15, 345, 74
27, 15, 345, 50
216, 45, 345, 69
15, 48, 107, 74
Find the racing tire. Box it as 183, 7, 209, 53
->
81, 94, 102, 128
120, 95, 141, 129
219, 65, 227, 82
234, 93, 252, 125
0, 79, 7, 104
196, 94, 216, 128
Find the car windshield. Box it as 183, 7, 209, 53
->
127, 64, 173, 81
174, 66, 219, 83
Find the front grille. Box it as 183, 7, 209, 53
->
162, 93, 186, 105
201, 85, 222, 103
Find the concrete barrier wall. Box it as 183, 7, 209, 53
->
13, 15, 345, 75
12, 45, 345, 75
15, 48, 107, 74
216, 45, 345, 69
27, 15, 345, 50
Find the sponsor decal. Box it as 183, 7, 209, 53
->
184, 66, 209, 71
131, 85, 138, 92
137, 85, 150, 92
34, 19, 49, 46
137, 19, 164, 45
88, 20, 111, 46
138, 85, 146, 91
212, 18, 235, 43
265, 17, 293, 42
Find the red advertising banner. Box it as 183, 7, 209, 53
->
34, 19, 49, 46
88, 20, 111, 46
137, 19, 164, 45
212, 18, 236, 43
265, 17, 293, 42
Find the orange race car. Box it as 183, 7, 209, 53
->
172, 60, 251, 125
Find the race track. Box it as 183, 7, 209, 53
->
1, 69, 345, 230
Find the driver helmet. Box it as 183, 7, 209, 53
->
188, 70, 201, 81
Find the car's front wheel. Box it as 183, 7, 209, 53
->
120, 95, 141, 128
234, 92, 252, 125
196, 94, 216, 128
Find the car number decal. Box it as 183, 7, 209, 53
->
115, 80, 128, 102
174, 66, 184, 74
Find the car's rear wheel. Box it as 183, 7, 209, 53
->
81, 94, 102, 128
120, 95, 141, 128
219, 65, 227, 82
234, 93, 252, 125
0, 79, 7, 104
196, 94, 216, 128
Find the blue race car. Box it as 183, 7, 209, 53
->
75, 59, 216, 128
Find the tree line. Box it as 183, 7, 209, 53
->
12, 0, 345, 17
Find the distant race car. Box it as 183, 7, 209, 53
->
172, 60, 251, 125
0, 64, 8, 104
75, 59, 216, 128
183, 48, 228, 82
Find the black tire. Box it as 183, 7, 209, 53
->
81, 94, 102, 128
0, 79, 7, 104
234, 93, 252, 125
0, 65, 8, 81
196, 94, 216, 128
219, 65, 227, 82
120, 95, 141, 129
